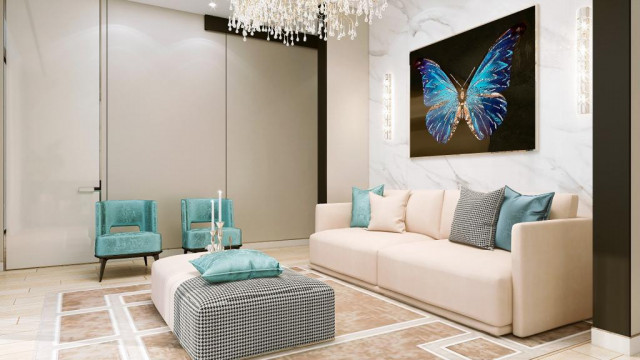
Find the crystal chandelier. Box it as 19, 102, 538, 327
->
228, 0, 387, 46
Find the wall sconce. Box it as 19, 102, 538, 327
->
576, 6, 592, 115
383, 73, 393, 140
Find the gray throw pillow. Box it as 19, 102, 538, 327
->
449, 187, 506, 250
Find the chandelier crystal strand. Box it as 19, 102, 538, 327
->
228, 0, 387, 46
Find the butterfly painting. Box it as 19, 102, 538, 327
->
410, 7, 535, 157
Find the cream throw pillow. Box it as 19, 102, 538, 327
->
367, 191, 410, 233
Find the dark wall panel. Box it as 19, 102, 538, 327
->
593, 0, 632, 336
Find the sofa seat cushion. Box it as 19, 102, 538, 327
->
377, 240, 512, 327
309, 228, 433, 285
95, 232, 162, 257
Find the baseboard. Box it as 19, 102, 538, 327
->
592, 327, 640, 355
242, 239, 309, 249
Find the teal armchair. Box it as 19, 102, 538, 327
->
181, 198, 242, 253
95, 200, 162, 281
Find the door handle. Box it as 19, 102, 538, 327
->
78, 181, 102, 193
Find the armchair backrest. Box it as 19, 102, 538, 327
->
181, 198, 235, 235
95, 200, 158, 236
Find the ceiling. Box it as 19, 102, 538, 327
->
127, 0, 231, 17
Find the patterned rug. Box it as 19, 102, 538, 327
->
35, 265, 590, 359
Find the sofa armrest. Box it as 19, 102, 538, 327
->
511, 218, 592, 337
315, 203, 352, 232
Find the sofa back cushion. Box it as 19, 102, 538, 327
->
439, 190, 579, 239
405, 190, 445, 239
439, 190, 461, 239
548, 193, 579, 219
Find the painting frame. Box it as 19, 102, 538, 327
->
409, 6, 537, 158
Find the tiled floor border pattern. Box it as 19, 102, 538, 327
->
38, 283, 167, 360
35, 266, 591, 360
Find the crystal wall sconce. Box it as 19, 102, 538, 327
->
576, 6, 592, 115
383, 73, 392, 140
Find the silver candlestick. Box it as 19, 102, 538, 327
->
208, 221, 225, 253
216, 221, 225, 251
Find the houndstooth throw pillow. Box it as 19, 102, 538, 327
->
449, 187, 505, 250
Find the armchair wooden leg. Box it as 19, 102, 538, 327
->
184, 249, 188, 254
99, 258, 107, 282
153, 254, 159, 261
144, 256, 148, 266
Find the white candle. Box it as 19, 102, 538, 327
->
218, 190, 222, 224
211, 199, 216, 230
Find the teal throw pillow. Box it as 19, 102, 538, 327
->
190, 249, 283, 283
495, 186, 555, 251
350, 184, 385, 227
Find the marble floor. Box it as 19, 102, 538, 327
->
0, 245, 635, 360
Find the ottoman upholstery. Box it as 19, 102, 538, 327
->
152, 254, 335, 360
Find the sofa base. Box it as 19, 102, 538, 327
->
310, 263, 512, 337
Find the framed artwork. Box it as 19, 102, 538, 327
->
409, 6, 536, 157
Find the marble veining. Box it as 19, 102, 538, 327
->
369, 0, 593, 216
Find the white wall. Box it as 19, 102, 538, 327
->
327, 26, 370, 202
369, 0, 592, 216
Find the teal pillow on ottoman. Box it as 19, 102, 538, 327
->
495, 186, 555, 251
190, 249, 283, 283
350, 185, 384, 227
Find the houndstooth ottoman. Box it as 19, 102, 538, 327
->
151, 254, 335, 360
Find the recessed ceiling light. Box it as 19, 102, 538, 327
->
208, 1, 217, 8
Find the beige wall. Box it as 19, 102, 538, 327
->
106, 0, 227, 249
0, 0, 4, 266
226, 37, 317, 243
326, 25, 370, 202
632, 0, 640, 336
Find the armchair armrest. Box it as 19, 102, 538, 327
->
315, 203, 352, 232
511, 218, 592, 337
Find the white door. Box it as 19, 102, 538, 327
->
5, 0, 100, 269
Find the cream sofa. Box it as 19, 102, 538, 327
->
309, 189, 592, 337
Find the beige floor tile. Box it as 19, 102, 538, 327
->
0, 302, 45, 318
0, 350, 34, 360
0, 339, 36, 356
0, 288, 29, 297
573, 343, 622, 360
0, 330, 37, 346
0, 322, 39, 336
27, 282, 98, 295
35, 263, 98, 274
0, 317, 18, 326
0, 268, 37, 276
17, 315, 41, 325
12, 295, 45, 306
1, 279, 59, 292
99, 275, 148, 285
0, 299, 14, 307
0, 277, 31, 286
25, 269, 96, 282
543, 349, 601, 360
0, 272, 28, 280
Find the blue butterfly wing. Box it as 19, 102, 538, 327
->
416, 58, 460, 144
465, 24, 526, 140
